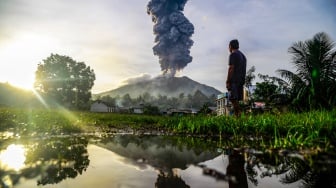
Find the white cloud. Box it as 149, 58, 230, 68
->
120, 73, 153, 85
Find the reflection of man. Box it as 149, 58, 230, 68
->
226, 39, 247, 117
226, 150, 248, 188
155, 170, 190, 188
201, 149, 248, 188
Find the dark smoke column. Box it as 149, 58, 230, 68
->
147, 0, 194, 76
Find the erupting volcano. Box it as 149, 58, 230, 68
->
147, 0, 194, 77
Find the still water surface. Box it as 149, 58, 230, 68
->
0, 134, 335, 188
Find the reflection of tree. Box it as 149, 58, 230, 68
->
99, 135, 218, 171
280, 155, 336, 188
245, 151, 336, 188
0, 136, 90, 186
279, 157, 310, 184
155, 170, 190, 188
198, 148, 336, 188
245, 158, 258, 186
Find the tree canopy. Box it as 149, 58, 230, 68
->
253, 74, 289, 105
277, 32, 336, 110
34, 54, 95, 109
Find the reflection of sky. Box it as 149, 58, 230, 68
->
181, 155, 302, 188
181, 155, 229, 188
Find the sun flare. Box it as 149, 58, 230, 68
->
0, 33, 59, 90
0, 144, 26, 171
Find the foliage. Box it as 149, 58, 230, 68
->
277, 32, 336, 111
143, 104, 160, 115
245, 66, 256, 91
253, 74, 290, 105
34, 54, 96, 110
1, 107, 335, 152
173, 110, 336, 151
198, 103, 212, 114
0, 107, 82, 135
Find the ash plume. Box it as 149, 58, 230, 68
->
147, 0, 194, 77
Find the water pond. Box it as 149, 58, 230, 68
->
0, 133, 335, 188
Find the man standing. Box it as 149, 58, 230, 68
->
226, 39, 247, 117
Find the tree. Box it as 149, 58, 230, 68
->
121, 93, 133, 107
99, 95, 116, 106
199, 103, 212, 114
245, 66, 256, 91
277, 32, 336, 110
254, 74, 290, 105
142, 92, 153, 103
143, 104, 160, 115
192, 90, 209, 109
254, 76, 278, 104
168, 97, 179, 108
34, 54, 95, 110
245, 66, 256, 105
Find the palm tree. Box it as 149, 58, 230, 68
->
277, 32, 336, 110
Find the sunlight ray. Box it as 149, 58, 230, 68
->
32, 89, 50, 109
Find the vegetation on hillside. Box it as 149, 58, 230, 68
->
97, 90, 217, 110
94, 76, 220, 109
0, 83, 39, 108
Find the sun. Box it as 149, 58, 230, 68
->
0, 33, 59, 90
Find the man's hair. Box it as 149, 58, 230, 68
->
229, 39, 239, 49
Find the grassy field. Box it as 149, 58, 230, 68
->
0, 107, 335, 152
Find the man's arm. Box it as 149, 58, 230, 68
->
226, 64, 234, 90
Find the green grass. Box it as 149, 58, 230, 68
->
0, 107, 335, 152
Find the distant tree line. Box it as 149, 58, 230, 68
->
96, 90, 217, 111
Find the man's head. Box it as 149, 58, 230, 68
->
229, 39, 239, 52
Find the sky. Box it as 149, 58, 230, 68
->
0, 0, 335, 94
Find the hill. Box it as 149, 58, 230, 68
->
0, 82, 37, 107
95, 76, 221, 99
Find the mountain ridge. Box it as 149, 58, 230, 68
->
94, 76, 222, 99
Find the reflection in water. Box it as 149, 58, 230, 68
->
0, 136, 89, 187
155, 170, 190, 188
226, 149, 248, 188
97, 135, 220, 188
97, 135, 219, 170
244, 150, 336, 188
0, 133, 335, 187
200, 149, 248, 188
0, 144, 26, 171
